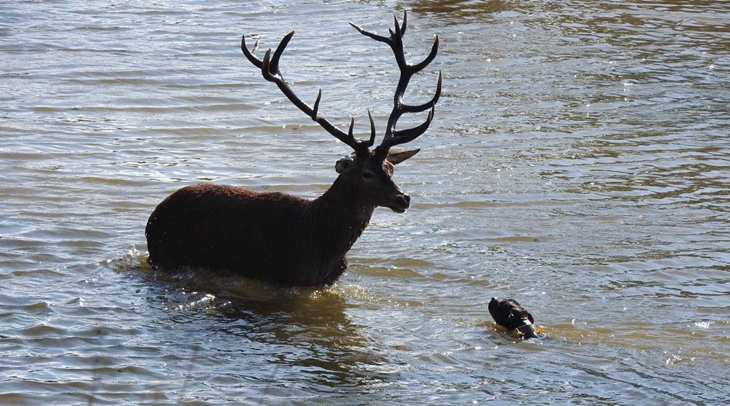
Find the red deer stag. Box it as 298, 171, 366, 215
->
146, 11, 441, 286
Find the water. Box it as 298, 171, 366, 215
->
2, 0, 729, 404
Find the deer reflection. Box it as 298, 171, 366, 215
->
146, 268, 392, 391
219, 289, 388, 389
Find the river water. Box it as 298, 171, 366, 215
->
2, 0, 729, 404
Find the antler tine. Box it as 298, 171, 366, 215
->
387, 106, 435, 147
241, 35, 263, 69
375, 72, 439, 150
351, 10, 440, 157
347, 110, 377, 147
242, 32, 373, 156
412, 35, 439, 74
349, 22, 390, 44
366, 109, 376, 147
392, 11, 408, 39
400, 10, 407, 36
377, 68, 441, 153
268, 31, 294, 75
401, 70, 442, 114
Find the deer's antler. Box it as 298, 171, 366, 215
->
350, 10, 442, 158
241, 32, 375, 156
241, 11, 440, 159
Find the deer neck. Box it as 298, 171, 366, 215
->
308, 176, 374, 257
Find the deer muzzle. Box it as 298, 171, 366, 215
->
389, 192, 411, 214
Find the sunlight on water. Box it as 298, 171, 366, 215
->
1, 0, 730, 404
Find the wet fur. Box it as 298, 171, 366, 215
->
146, 153, 411, 287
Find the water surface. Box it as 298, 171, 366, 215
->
1, 0, 729, 404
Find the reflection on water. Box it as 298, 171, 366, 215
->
143, 266, 391, 396
1, 0, 730, 403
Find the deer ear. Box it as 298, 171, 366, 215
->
335, 156, 354, 174
386, 149, 420, 165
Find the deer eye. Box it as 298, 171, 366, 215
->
362, 171, 374, 180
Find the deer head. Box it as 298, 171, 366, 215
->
241, 11, 441, 213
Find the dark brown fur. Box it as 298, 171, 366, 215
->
146, 152, 413, 286
147, 12, 440, 287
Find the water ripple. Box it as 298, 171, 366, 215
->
1, 0, 729, 403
